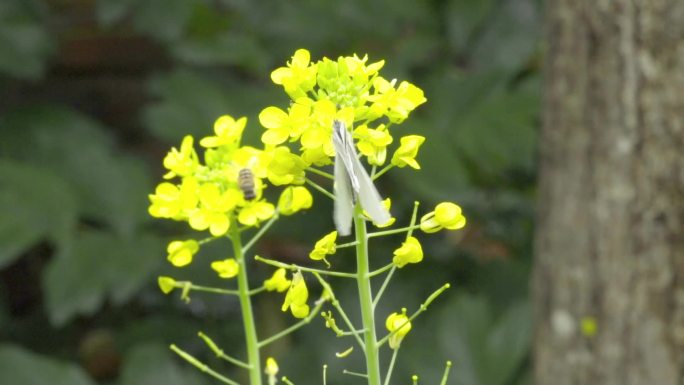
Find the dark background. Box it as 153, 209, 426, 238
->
0, 1, 540, 384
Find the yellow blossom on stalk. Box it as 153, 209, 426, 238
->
265, 146, 306, 186
278, 186, 313, 215
200, 115, 246, 148
391, 135, 426, 169
264, 268, 291, 292
271, 49, 318, 99
166, 239, 200, 267
420, 202, 466, 233
259, 100, 311, 145
281, 271, 309, 318
369, 77, 427, 123
211, 258, 239, 279
237, 201, 276, 226
354, 124, 393, 165
309, 231, 337, 265
386, 308, 412, 349
264, 357, 279, 377
163, 135, 199, 179
188, 183, 240, 236
392, 237, 423, 268
158, 276, 177, 294
148, 177, 199, 219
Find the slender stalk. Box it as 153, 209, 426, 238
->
367, 224, 421, 238
255, 256, 357, 278
170, 344, 241, 385
377, 283, 451, 348
312, 272, 366, 350
343, 370, 369, 378
305, 177, 335, 200
243, 212, 279, 253
306, 167, 334, 180
372, 266, 396, 309
371, 164, 394, 181
257, 297, 325, 348
197, 332, 251, 370
383, 348, 399, 385
230, 216, 262, 385
354, 204, 382, 385
176, 282, 240, 296
439, 361, 453, 385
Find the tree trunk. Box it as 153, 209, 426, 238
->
533, 1, 684, 385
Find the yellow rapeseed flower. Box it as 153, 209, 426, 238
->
391, 135, 426, 169
281, 271, 309, 318
264, 268, 291, 292
392, 236, 423, 268
420, 202, 466, 233
166, 239, 200, 267
200, 115, 246, 148
386, 308, 412, 349
211, 258, 239, 279
278, 186, 313, 215
309, 231, 337, 266
158, 276, 177, 294
163, 135, 199, 179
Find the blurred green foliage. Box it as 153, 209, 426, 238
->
0, 0, 540, 384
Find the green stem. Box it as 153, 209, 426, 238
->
255, 256, 357, 278
257, 297, 326, 348
306, 167, 334, 180
170, 344, 240, 385
372, 266, 396, 309
377, 283, 451, 348
230, 216, 262, 385
176, 282, 240, 296
343, 370, 369, 378
367, 224, 421, 238
439, 361, 453, 385
383, 348, 399, 385
371, 164, 394, 181
305, 178, 335, 200
197, 332, 251, 370
312, 272, 365, 350
243, 212, 280, 253
354, 204, 382, 385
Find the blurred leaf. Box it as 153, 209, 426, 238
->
120, 343, 209, 385
95, 0, 137, 27
0, 344, 95, 385
44, 230, 163, 326
439, 294, 531, 385
0, 106, 153, 237
132, 0, 193, 43
143, 70, 281, 145
0, 0, 55, 79
470, 0, 540, 71
0, 161, 77, 269
173, 31, 270, 72
445, 0, 495, 55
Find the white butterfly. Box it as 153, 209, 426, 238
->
332, 120, 391, 236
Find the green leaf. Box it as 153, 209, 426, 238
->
0, 1, 55, 79
439, 294, 531, 385
0, 106, 153, 236
469, 0, 541, 71
43, 230, 164, 326
445, 0, 496, 55
143, 70, 281, 145
131, 0, 193, 43
120, 343, 209, 385
0, 161, 77, 269
0, 344, 96, 385
95, 0, 137, 27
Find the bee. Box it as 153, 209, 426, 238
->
238, 168, 256, 200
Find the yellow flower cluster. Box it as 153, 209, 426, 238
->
261, 49, 427, 168
149, 115, 314, 241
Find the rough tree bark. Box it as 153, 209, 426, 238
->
533, 1, 684, 385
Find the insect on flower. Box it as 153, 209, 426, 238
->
332, 120, 391, 235
238, 168, 257, 200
